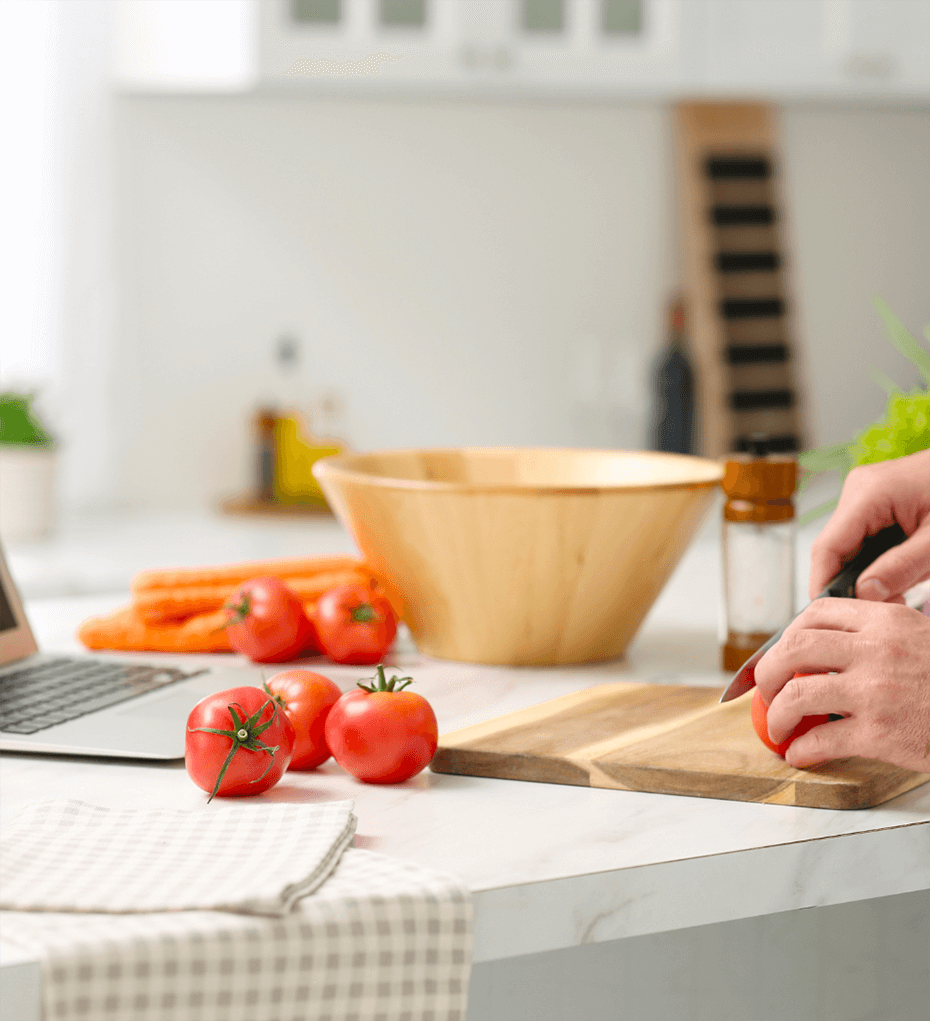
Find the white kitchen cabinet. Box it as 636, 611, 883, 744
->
111, 0, 930, 100
697, 0, 834, 94
695, 0, 930, 100
839, 0, 930, 98
260, 0, 684, 96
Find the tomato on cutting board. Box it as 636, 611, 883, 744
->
185, 686, 295, 801
750, 675, 831, 759
223, 576, 316, 663
324, 665, 437, 784
264, 669, 343, 770
313, 583, 397, 665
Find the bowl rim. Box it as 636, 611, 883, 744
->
312, 446, 725, 495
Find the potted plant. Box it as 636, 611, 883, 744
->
0, 392, 57, 541
798, 298, 929, 613
798, 297, 930, 521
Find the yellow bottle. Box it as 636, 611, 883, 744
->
272, 412, 345, 510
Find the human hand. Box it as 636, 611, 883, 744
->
809, 448, 930, 603
754, 599, 930, 772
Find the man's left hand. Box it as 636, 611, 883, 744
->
754, 599, 930, 773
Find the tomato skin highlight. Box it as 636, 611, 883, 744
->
265, 669, 343, 770
185, 686, 295, 798
314, 584, 397, 665
223, 576, 316, 663
750, 681, 831, 759
325, 685, 438, 784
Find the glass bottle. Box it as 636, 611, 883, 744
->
651, 296, 695, 455
721, 446, 797, 672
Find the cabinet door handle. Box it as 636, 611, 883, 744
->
845, 53, 897, 80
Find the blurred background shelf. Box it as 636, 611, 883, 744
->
111, 0, 930, 102
2, 0, 927, 525
221, 493, 334, 515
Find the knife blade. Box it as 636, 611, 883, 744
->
718, 522, 908, 703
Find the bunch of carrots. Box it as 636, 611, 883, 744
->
78, 555, 398, 655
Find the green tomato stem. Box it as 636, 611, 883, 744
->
187, 698, 281, 802
357, 663, 414, 693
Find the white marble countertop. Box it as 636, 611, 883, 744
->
2, 500, 929, 970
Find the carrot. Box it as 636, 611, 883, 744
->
78, 606, 233, 654
130, 555, 363, 594
134, 569, 377, 624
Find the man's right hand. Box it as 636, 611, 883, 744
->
808, 447, 930, 603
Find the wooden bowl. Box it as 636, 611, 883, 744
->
313, 448, 723, 666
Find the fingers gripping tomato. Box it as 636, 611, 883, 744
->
313, 584, 397, 665
750, 677, 831, 759
223, 576, 316, 663
324, 665, 437, 784
264, 669, 343, 770
185, 686, 295, 801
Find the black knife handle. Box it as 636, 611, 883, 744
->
818, 523, 908, 600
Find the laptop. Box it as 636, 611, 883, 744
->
0, 541, 253, 759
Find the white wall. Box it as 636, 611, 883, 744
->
97, 95, 930, 511
0, 0, 116, 512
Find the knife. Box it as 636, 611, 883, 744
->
718, 522, 908, 703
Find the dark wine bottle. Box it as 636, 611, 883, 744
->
651, 297, 695, 455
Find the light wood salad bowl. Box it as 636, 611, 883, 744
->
313, 448, 723, 666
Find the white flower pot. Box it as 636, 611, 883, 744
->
0, 445, 57, 541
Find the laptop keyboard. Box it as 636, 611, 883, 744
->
0, 658, 204, 735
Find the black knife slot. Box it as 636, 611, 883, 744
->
721, 298, 784, 320
729, 389, 794, 411
726, 344, 789, 364
717, 251, 780, 272
712, 205, 774, 226
705, 156, 772, 179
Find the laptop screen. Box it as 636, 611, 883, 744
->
0, 576, 18, 632
0, 542, 40, 665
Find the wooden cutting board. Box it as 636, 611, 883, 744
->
430, 682, 929, 810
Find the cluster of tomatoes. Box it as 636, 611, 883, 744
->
185, 664, 439, 801
221, 577, 398, 667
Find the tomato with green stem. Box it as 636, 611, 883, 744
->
185, 686, 295, 801
314, 584, 397, 665
324, 664, 437, 783
223, 576, 316, 663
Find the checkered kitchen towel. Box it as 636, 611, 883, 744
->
1, 801, 472, 1021
0, 800, 357, 916
2, 848, 472, 1021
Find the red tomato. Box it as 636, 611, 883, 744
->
185, 686, 295, 801
314, 584, 397, 665
750, 677, 831, 759
324, 665, 437, 784
264, 669, 343, 770
223, 576, 316, 663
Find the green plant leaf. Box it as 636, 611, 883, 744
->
866, 367, 901, 396
794, 300, 930, 526
0, 393, 54, 446
797, 443, 853, 474
872, 296, 930, 385
797, 498, 839, 527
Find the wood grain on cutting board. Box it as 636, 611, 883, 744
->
430, 682, 929, 810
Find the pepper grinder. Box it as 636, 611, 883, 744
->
721, 439, 798, 672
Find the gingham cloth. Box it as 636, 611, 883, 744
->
0, 800, 358, 915
0, 803, 473, 1021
